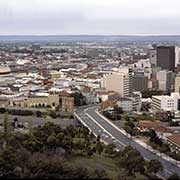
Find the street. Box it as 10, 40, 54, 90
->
75, 105, 180, 179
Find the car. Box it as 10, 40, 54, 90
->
105, 135, 109, 138
111, 136, 116, 140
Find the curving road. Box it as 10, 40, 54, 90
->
74, 105, 180, 179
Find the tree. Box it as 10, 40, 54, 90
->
36, 111, 42, 117
96, 142, 104, 155
118, 146, 145, 175
146, 159, 163, 174
114, 105, 123, 114
0, 146, 17, 174
125, 115, 130, 121
104, 144, 116, 155
49, 110, 57, 119
97, 135, 100, 142
3, 112, 10, 148
93, 168, 107, 179
149, 130, 163, 146
167, 173, 180, 180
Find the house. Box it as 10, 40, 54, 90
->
154, 126, 173, 140
100, 100, 117, 111
166, 134, 180, 153
96, 91, 119, 102
137, 120, 162, 132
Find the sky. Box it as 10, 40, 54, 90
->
0, 0, 180, 35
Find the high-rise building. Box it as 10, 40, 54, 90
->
149, 49, 157, 67
175, 47, 180, 67
175, 74, 180, 93
156, 70, 174, 91
133, 74, 148, 92
101, 67, 133, 97
157, 46, 175, 71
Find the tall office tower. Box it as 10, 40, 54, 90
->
157, 46, 175, 71
133, 74, 148, 92
149, 49, 157, 67
175, 47, 180, 67
156, 70, 174, 91
175, 74, 180, 93
101, 67, 133, 97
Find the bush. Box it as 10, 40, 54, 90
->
0, 107, 6, 114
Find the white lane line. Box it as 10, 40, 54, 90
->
87, 107, 180, 169
76, 109, 175, 179
84, 109, 126, 147
74, 112, 108, 145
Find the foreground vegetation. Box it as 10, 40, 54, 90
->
0, 114, 178, 179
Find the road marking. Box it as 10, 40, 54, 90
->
83, 106, 180, 179
84, 109, 126, 147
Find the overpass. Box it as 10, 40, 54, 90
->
74, 105, 180, 179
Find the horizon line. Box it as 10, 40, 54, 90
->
1, 34, 180, 37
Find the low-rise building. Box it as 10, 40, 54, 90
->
152, 93, 180, 112
117, 97, 133, 112
136, 120, 162, 132
100, 100, 117, 111
166, 134, 180, 153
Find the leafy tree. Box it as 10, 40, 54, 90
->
146, 159, 163, 174
0, 107, 6, 114
124, 120, 135, 129
96, 142, 104, 155
104, 144, 116, 155
118, 146, 145, 175
93, 168, 107, 179
97, 135, 100, 142
149, 130, 163, 146
0, 146, 17, 173
36, 111, 43, 117
114, 105, 123, 114
167, 173, 180, 180
49, 110, 57, 119
3, 112, 10, 148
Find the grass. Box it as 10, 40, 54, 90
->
68, 153, 119, 179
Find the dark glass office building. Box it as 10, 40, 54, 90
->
157, 46, 175, 71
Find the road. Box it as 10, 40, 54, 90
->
74, 105, 180, 179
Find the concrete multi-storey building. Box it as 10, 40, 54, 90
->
101, 67, 133, 97
157, 46, 175, 71
9, 92, 75, 113
149, 49, 157, 67
175, 74, 180, 93
152, 93, 180, 112
175, 46, 180, 67
133, 74, 148, 92
117, 97, 133, 112
156, 70, 174, 91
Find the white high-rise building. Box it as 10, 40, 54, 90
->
101, 67, 133, 97
156, 70, 173, 91
175, 47, 180, 67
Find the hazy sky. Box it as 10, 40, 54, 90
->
0, 0, 180, 35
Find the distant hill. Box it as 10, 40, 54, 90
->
0, 35, 180, 43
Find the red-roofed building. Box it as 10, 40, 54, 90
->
100, 100, 117, 110
166, 134, 180, 153
96, 91, 119, 102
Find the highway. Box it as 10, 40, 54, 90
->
74, 105, 180, 179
